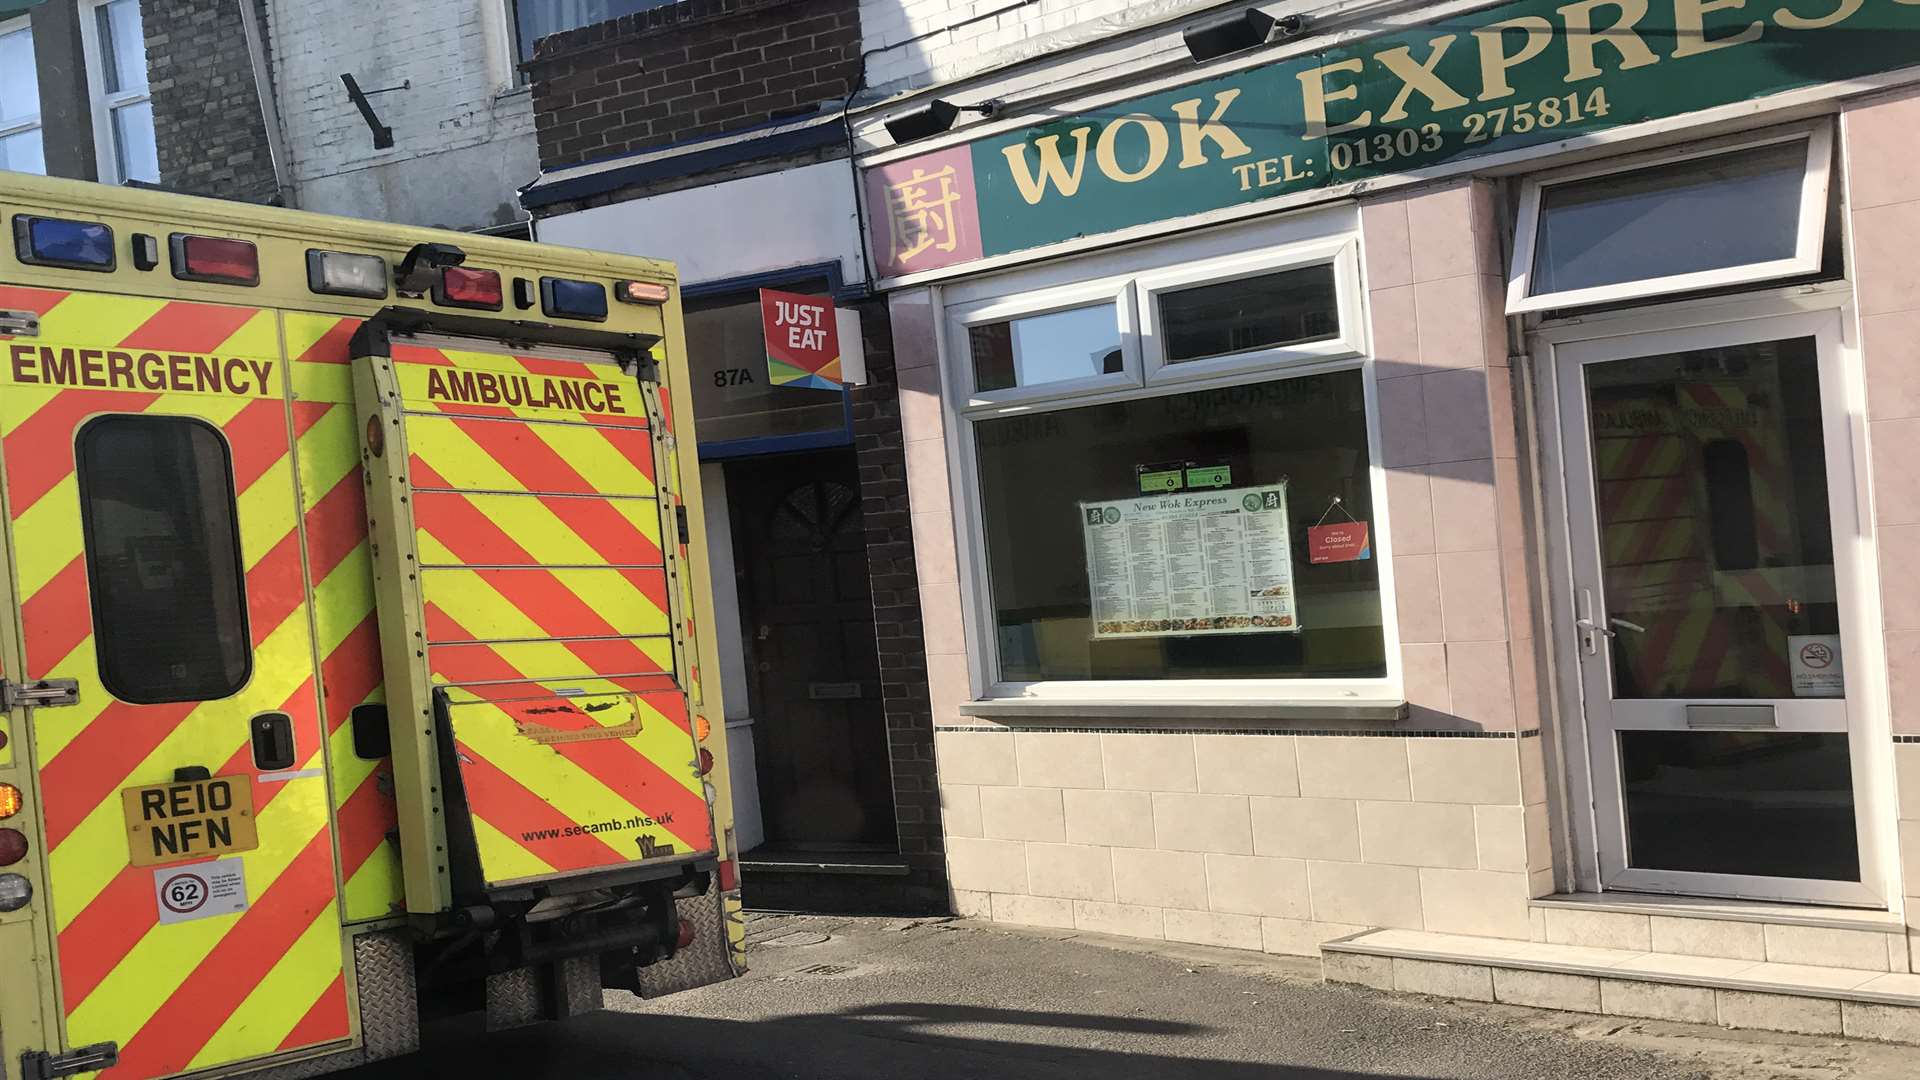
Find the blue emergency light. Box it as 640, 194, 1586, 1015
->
540, 277, 608, 322
14, 215, 115, 271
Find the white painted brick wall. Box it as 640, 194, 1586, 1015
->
265, 0, 535, 228
859, 0, 1216, 90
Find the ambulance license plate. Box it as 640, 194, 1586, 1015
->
121, 775, 260, 867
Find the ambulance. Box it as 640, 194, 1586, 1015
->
0, 172, 744, 1080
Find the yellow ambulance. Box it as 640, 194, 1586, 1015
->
0, 172, 743, 1080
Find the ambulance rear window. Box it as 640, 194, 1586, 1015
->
76, 415, 251, 704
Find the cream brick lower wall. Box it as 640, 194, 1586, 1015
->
937, 728, 1538, 954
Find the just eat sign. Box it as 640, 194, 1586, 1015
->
760, 289, 842, 391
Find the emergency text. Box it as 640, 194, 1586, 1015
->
9, 344, 274, 396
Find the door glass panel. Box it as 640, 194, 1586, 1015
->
1585, 336, 1838, 699
1620, 731, 1858, 881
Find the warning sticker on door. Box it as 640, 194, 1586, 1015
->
1789, 634, 1844, 698
154, 857, 249, 925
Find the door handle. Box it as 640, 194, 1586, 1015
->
251, 712, 295, 771
1609, 617, 1646, 634
1576, 588, 1610, 654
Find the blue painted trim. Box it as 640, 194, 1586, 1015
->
682, 260, 861, 302
698, 426, 853, 461
522, 118, 848, 209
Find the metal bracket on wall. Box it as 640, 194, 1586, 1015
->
340, 74, 410, 150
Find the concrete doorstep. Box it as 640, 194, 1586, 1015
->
1324, 928, 1920, 1044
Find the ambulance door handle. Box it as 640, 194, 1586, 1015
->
250, 712, 295, 771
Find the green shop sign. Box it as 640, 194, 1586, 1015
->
864, 0, 1920, 279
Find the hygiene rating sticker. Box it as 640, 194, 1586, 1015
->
153, 857, 249, 925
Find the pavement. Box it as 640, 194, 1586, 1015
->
346, 913, 1920, 1080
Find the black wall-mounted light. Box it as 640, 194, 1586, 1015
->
884, 98, 1000, 145
1184, 8, 1294, 63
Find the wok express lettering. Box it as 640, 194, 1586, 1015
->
423, 366, 629, 414
9, 344, 274, 396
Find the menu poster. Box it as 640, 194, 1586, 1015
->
1081, 483, 1298, 639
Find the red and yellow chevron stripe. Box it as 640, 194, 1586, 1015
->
387, 338, 710, 884
0, 292, 360, 1076
285, 312, 403, 925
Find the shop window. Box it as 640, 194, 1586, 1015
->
1158, 264, 1339, 364
968, 303, 1125, 392
944, 216, 1384, 697
1509, 126, 1831, 314
684, 278, 850, 452
83, 0, 158, 185
976, 369, 1384, 682
1137, 237, 1361, 385
77, 415, 251, 704
0, 17, 44, 176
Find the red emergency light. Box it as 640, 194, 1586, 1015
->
171, 234, 260, 286
436, 266, 503, 310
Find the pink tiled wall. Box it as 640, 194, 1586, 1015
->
888, 288, 972, 728
1842, 86, 1920, 933
1361, 179, 1556, 898
1362, 181, 1543, 737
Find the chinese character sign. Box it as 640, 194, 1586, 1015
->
864, 144, 984, 278
761, 289, 841, 390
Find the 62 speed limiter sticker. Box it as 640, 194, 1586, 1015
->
153, 857, 250, 925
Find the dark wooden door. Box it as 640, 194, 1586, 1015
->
728, 450, 896, 849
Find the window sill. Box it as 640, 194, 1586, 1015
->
955, 698, 1409, 724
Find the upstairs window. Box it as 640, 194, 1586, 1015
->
1508, 125, 1832, 313
83, 0, 158, 184
0, 17, 44, 175
511, 0, 682, 63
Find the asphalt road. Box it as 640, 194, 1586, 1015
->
345, 914, 1920, 1080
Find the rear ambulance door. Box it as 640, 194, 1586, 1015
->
364, 333, 714, 893
1, 294, 348, 1076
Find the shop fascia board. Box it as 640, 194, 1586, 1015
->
849, 0, 1491, 160
862, 75, 1900, 293
956, 698, 1411, 723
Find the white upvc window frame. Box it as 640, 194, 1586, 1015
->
1506, 121, 1833, 315
0, 15, 43, 174
946, 273, 1140, 411
1137, 236, 1365, 387
938, 209, 1400, 707
79, 0, 154, 186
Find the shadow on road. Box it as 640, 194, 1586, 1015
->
346, 1000, 1464, 1080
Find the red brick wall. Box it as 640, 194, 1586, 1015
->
526, 0, 860, 170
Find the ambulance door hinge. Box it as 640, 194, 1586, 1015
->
22, 1043, 119, 1080
675, 505, 690, 547
0, 310, 40, 337
1, 678, 79, 710
618, 350, 658, 383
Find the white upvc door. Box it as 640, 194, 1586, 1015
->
1551, 307, 1881, 906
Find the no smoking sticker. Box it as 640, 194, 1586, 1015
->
153, 857, 249, 925
1789, 634, 1844, 698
